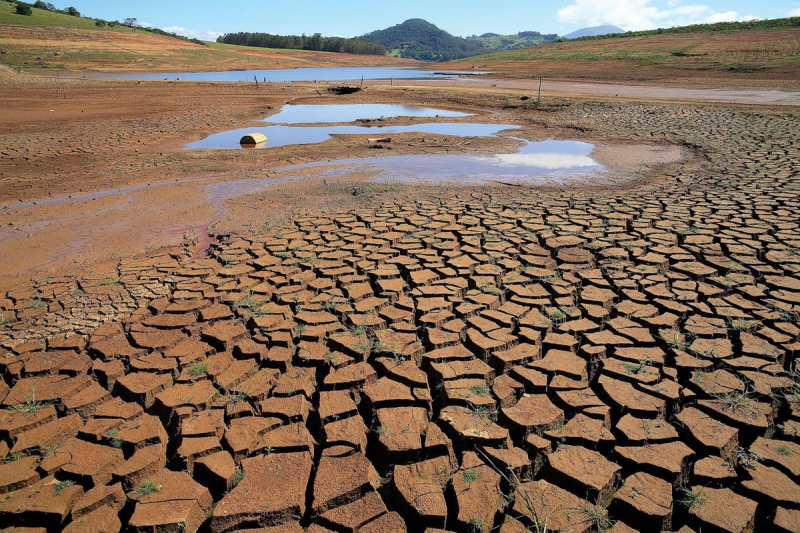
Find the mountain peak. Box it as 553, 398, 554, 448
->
362, 18, 557, 62
562, 25, 625, 39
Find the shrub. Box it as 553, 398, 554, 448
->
15, 3, 33, 15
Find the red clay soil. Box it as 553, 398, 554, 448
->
0, 65, 799, 533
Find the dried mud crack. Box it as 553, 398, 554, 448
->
1, 101, 799, 533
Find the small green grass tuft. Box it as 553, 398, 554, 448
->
106, 428, 123, 448
571, 501, 614, 532
461, 467, 481, 487
187, 362, 209, 377
678, 486, 706, 511
5, 390, 56, 417
713, 390, 753, 415
53, 480, 76, 496
467, 518, 484, 532
231, 468, 245, 488
622, 361, 646, 375
135, 479, 161, 497
776, 445, 792, 456
470, 384, 491, 397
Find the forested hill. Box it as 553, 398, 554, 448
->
362, 19, 486, 61
216, 32, 386, 55
362, 19, 558, 61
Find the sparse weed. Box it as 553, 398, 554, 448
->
658, 328, 690, 351
354, 338, 375, 356
434, 465, 452, 487
187, 362, 209, 377
135, 479, 161, 497
461, 467, 480, 488
622, 360, 648, 375
219, 388, 248, 405
712, 389, 753, 415
107, 428, 124, 448
2, 452, 22, 463
570, 500, 614, 533
467, 518, 484, 532
728, 318, 761, 333
736, 446, 762, 470
231, 468, 245, 488
27, 298, 48, 310
470, 384, 491, 397
5, 389, 57, 417
53, 480, 76, 496
39, 441, 65, 459
678, 486, 706, 511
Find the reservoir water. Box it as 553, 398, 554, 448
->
95, 67, 479, 83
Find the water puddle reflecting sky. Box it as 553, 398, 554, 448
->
281, 139, 605, 185
184, 102, 606, 185
265, 104, 473, 124
186, 123, 519, 149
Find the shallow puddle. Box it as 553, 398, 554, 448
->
186, 123, 520, 149
282, 139, 605, 185
265, 104, 472, 124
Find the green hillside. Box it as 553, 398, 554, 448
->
0, 1, 204, 44
466, 31, 559, 51
1, 1, 105, 28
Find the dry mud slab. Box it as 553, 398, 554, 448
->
0, 100, 799, 533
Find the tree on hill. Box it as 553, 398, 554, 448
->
33, 1, 56, 10
124, 17, 138, 27
15, 2, 33, 15
65, 6, 80, 17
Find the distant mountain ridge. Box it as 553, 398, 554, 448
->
361, 18, 557, 62
562, 25, 625, 39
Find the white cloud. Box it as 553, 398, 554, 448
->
788, 8, 800, 16
161, 26, 223, 41
705, 11, 739, 23
139, 21, 154, 28
557, 0, 762, 31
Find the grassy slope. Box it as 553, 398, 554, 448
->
443, 23, 800, 83
0, 2, 416, 72
0, 1, 151, 31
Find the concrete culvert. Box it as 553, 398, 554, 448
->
239, 132, 268, 146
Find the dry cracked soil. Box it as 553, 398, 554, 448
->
0, 75, 799, 533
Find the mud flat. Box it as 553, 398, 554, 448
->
0, 70, 799, 533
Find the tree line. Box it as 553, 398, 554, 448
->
217, 32, 386, 56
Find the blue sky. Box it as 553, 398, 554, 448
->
68, 0, 799, 41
